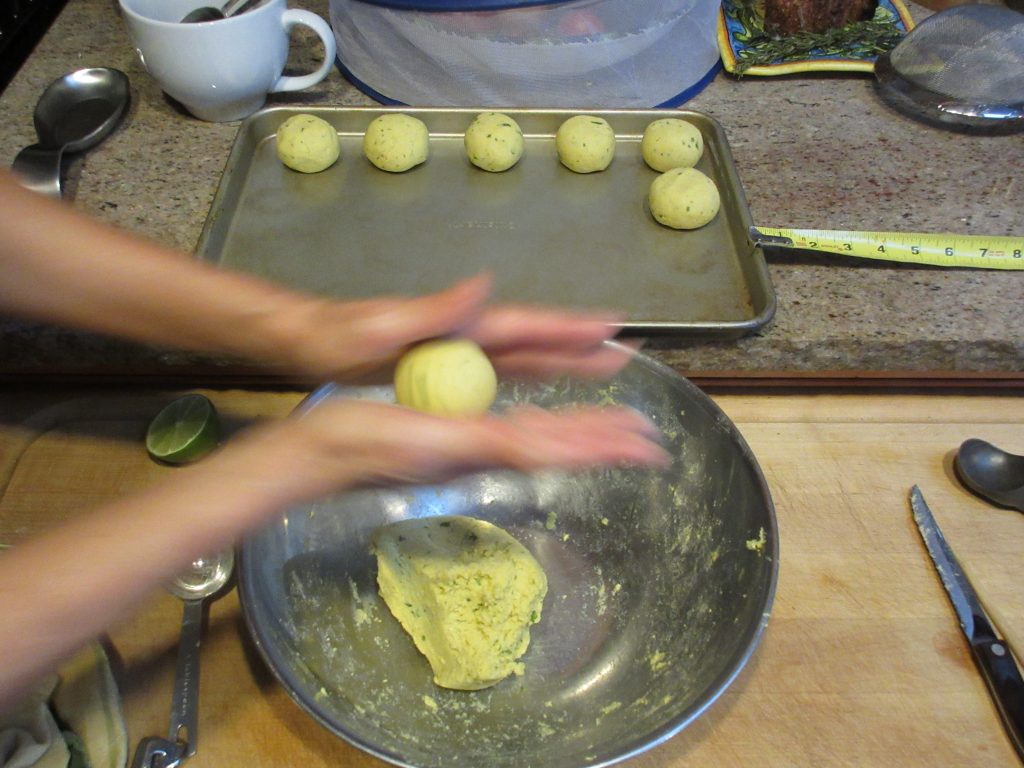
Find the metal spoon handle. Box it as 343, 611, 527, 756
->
227, 0, 265, 15
220, 0, 252, 16
130, 736, 184, 768
11, 144, 63, 199
169, 598, 205, 757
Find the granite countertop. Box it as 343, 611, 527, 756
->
0, 0, 1022, 385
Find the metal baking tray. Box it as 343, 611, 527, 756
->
196, 107, 775, 337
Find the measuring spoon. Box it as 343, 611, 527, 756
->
11, 68, 130, 199
955, 438, 1024, 513
129, 548, 234, 768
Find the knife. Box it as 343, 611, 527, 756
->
910, 485, 1024, 762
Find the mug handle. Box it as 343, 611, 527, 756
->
271, 10, 337, 93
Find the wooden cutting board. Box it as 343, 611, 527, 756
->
1, 389, 1023, 766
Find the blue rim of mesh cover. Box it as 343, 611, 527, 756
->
344, 0, 571, 10
334, 56, 723, 108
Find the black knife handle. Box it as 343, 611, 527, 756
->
973, 638, 1024, 762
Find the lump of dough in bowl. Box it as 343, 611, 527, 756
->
372, 515, 548, 690
275, 114, 340, 173
363, 113, 429, 172
394, 339, 497, 417
648, 167, 721, 230
464, 112, 524, 172
555, 115, 615, 173
641, 118, 704, 172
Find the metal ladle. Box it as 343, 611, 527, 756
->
130, 548, 235, 768
180, 0, 265, 24
10, 68, 130, 199
955, 439, 1024, 513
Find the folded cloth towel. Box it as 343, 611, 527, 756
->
0, 675, 68, 768
0, 643, 126, 768
52, 644, 127, 768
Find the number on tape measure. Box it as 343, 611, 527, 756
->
753, 227, 1024, 270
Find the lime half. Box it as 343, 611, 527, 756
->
145, 394, 220, 465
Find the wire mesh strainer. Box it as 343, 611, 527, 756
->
874, 4, 1024, 130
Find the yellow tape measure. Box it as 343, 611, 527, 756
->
751, 227, 1024, 270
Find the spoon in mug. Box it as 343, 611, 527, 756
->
180, 0, 264, 24
11, 68, 130, 199
954, 438, 1024, 512
129, 548, 235, 768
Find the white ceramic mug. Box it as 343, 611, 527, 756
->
118, 0, 336, 122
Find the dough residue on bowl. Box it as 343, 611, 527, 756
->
372, 515, 548, 691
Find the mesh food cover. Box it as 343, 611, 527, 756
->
329, 0, 722, 107
888, 4, 1024, 106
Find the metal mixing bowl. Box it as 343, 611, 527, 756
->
238, 350, 777, 767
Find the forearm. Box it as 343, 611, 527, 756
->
0, 172, 316, 367
0, 174, 635, 383
0, 453, 288, 711
0, 397, 667, 711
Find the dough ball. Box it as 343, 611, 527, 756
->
275, 114, 339, 174
464, 112, 524, 172
641, 118, 704, 172
394, 339, 497, 417
555, 115, 616, 173
648, 167, 721, 230
373, 515, 548, 690
363, 113, 430, 173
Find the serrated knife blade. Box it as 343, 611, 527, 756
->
910, 485, 1024, 762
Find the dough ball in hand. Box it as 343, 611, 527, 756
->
464, 112, 524, 172
641, 118, 704, 172
276, 114, 340, 173
363, 113, 430, 173
648, 167, 720, 230
394, 339, 497, 417
555, 115, 616, 173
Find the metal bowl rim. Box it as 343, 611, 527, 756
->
237, 346, 778, 767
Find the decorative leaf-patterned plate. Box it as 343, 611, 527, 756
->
718, 0, 915, 76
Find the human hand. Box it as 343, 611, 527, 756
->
0, 389, 668, 711
0, 174, 632, 384
200, 398, 669, 520
278, 274, 635, 383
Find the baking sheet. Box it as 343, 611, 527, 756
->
196, 107, 775, 337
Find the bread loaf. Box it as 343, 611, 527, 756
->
764, 0, 877, 35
